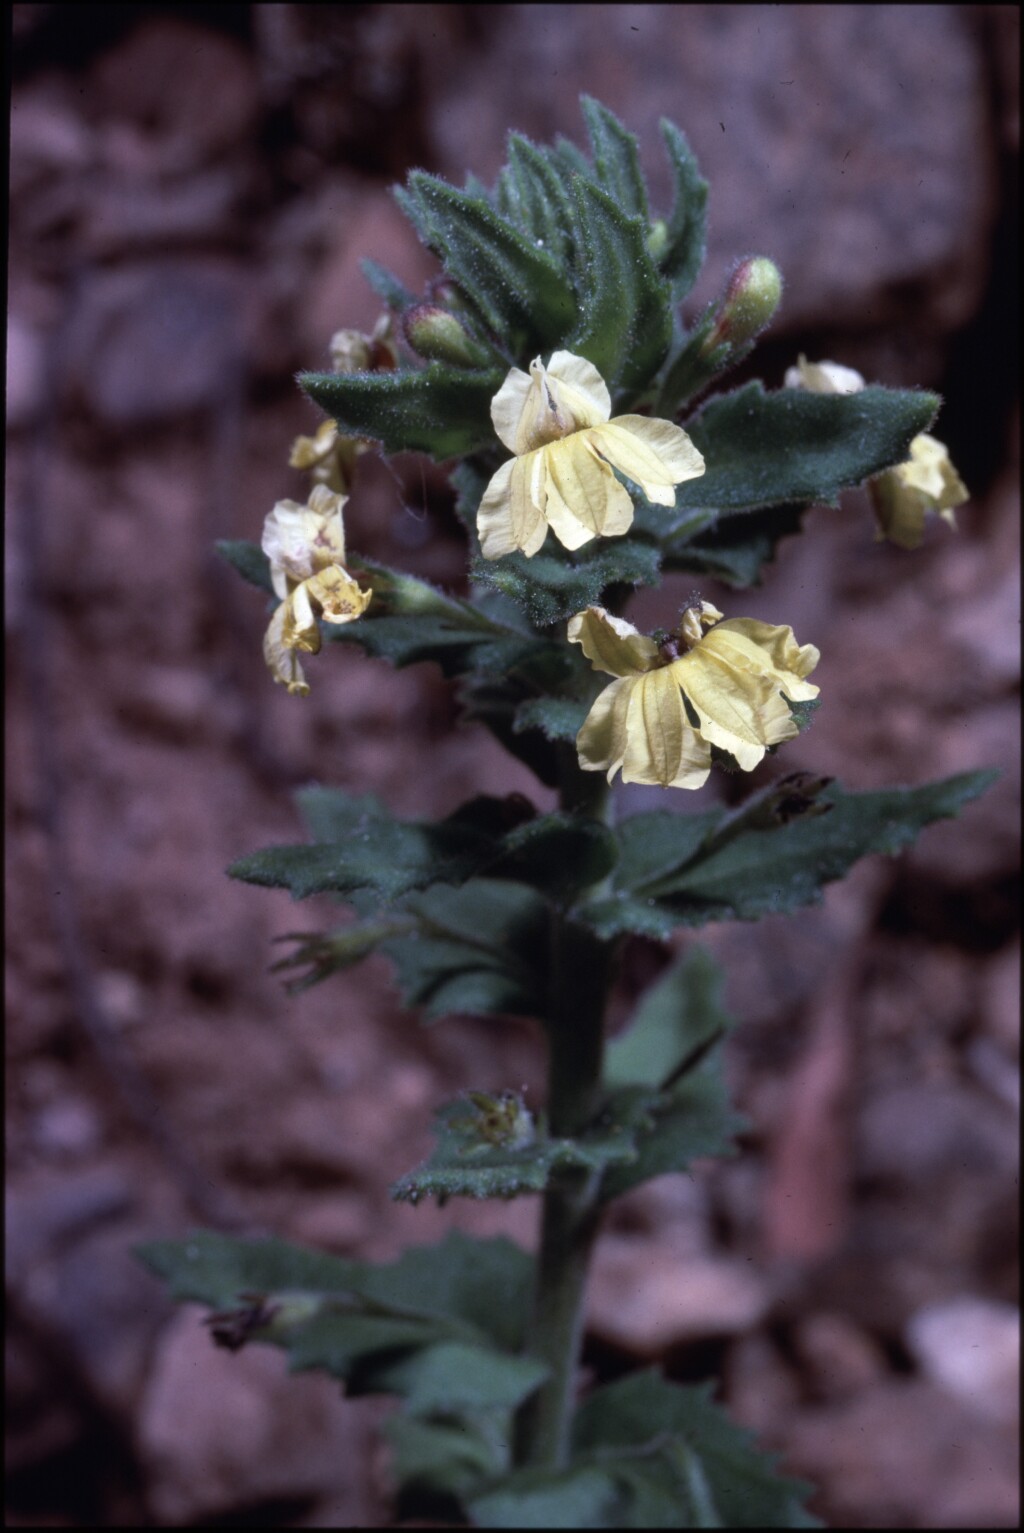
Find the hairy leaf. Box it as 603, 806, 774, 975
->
578, 771, 997, 939
216, 538, 275, 594
300, 363, 503, 460
472, 538, 662, 627
572, 1372, 820, 1527
675, 382, 940, 513
605, 946, 734, 1091
657, 119, 709, 301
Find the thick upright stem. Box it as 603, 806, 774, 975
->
515, 756, 613, 1470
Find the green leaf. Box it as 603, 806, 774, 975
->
663, 504, 807, 587
326, 607, 548, 681
402, 172, 578, 354
360, 256, 416, 311
139, 1229, 535, 1364
657, 119, 709, 300
581, 96, 648, 221
374, 1341, 547, 1415
383, 879, 549, 1022
572, 1372, 820, 1527
472, 538, 663, 627
599, 1065, 744, 1202
384, 1413, 507, 1503
674, 382, 940, 514
216, 538, 274, 595
513, 696, 591, 744
227, 792, 495, 903
567, 175, 672, 397
299, 363, 504, 460
497, 812, 617, 901
501, 134, 577, 264
393, 1094, 649, 1204
471, 1465, 623, 1529
605, 947, 734, 1091
578, 771, 997, 939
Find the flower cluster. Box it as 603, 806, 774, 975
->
569, 603, 819, 790
261, 485, 371, 697
785, 355, 968, 549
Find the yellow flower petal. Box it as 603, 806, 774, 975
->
784, 355, 866, 395
869, 433, 969, 549
675, 644, 797, 770
575, 674, 636, 780
623, 668, 711, 788
589, 417, 705, 506
262, 488, 348, 589
306, 565, 373, 626
282, 580, 322, 654
542, 435, 633, 548
263, 604, 310, 697
491, 352, 611, 456
477, 455, 548, 559
567, 606, 660, 676
700, 619, 820, 701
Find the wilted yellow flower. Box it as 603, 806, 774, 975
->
289, 419, 364, 495
868, 432, 968, 550
261, 485, 371, 696
477, 351, 705, 559
785, 354, 968, 549
569, 603, 819, 790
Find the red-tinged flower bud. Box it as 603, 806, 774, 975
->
704, 256, 783, 352
402, 304, 491, 368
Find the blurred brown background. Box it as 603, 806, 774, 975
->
6, 5, 1020, 1527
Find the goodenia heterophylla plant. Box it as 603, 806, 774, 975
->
139, 98, 993, 1527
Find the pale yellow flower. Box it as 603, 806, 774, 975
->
569, 603, 819, 790
785, 355, 968, 549
477, 351, 705, 559
261, 485, 371, 695
288, 419, 364, 495
784, 354, 866, 396
868, 432, 968, 550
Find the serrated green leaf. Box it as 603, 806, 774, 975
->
513, 696, 591, 744
385, 1413, 507, 1503
393, 1094, 648, 1204
471, 1465, 624, 1529
227, 796, 493, 903
578, 771, 997, 938
300, 363, 503, 460
675, 382, 940, 514
572, 1372, 820, 1527
327, 609, 547, 680
657, 119, 709, 300
505, 134, 577, 263
375, 1341, 548, 1415
383, 879, 549, 1022
567, 175, 672, 397
216, 538, 275, 595
581, 97, 648, 221
497, 812, 617, 901
600, 1064, 744, 1202
403, 172, 578, 355
605, 947, 734, 1091
360, 257, 416, 311
663, 504, 807, 587
472, 537, 662, 627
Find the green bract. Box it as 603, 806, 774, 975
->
147, 98, 992, 1528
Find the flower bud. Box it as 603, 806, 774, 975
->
402, 303, 491, 368
704, 257, 783, 351
647, 218, 669, 261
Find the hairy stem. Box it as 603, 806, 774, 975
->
515, 759, 613, 1470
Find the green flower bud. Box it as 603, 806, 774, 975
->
703, 256, 783, 353
403, 304, 491, 368
647, 218, 669, 261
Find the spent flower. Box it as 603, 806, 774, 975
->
569, 602, 819, 790
785, 354, 968, 548
261, 485, 371, 696
477, 351, 705, 559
